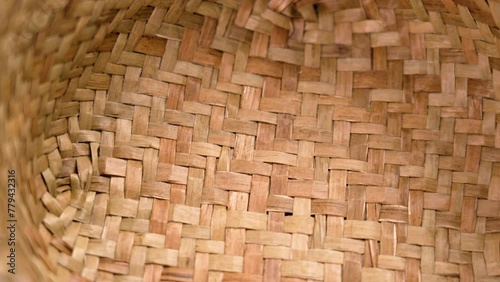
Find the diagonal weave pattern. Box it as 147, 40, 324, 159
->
2, 0, 500, 281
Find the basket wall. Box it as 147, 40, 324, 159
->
1, 0, 500, 281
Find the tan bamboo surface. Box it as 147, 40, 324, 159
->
2, 0, 500, 281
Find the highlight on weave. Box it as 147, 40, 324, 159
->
2, 0, 500, 281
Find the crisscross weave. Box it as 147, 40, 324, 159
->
2, 0, 500, 281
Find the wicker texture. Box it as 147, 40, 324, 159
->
2, 0, 500, 281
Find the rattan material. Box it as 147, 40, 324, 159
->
2, 0, 500, 281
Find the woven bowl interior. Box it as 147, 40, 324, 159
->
2, 0, 500, 281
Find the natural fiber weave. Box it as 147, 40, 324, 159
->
2, 0, 500, 281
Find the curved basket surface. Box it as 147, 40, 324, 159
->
1, 0, 500, 281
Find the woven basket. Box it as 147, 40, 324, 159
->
2, 0, 500, 281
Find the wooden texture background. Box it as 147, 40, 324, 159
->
1, 0, 500, 281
